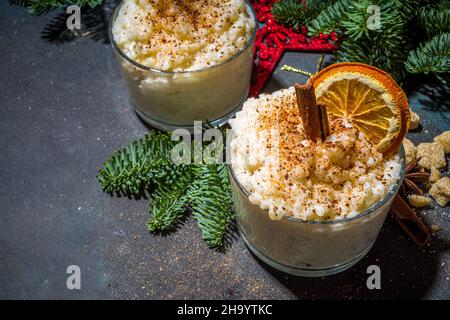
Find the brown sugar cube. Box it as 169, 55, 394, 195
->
431, 224, 442, 232
429, 177, 450, 207
417, 142, 446, 170
407, 194, 431, 208
430, 167, 442, 183
409, 111, 420, 130
403, 138, 416, 164
434, 131, 450, 153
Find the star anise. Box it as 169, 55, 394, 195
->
391, 157, 431, 246
399, 158, 430, 196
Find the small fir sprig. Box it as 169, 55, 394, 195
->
23, 0, 103, 15
272, 0, 337, 30
187, 165, 234, 247
97, 130, 234, 248
306, 0, 351, 36
147, 168, 194, 232
97, 131, 184, 194
405, 33, 450, 76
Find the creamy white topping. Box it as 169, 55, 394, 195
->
229, 87, 402, 221
112, 0, 255, 71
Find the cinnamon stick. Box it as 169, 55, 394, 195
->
295, 79, 329, 141
391, 194, 431, 246
317, 102, 330, 140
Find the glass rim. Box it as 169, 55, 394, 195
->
227, 138, 406, 225
108, 0, 258, 75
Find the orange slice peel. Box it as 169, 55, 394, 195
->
312, 62, 410, 157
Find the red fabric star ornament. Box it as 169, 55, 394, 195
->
249, 0, 336, 97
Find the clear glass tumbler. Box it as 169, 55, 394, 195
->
228, 147, 406, 277
109, 1, 257, 132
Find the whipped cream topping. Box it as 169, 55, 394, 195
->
112, 0, 255, 72
229, 87, 402, 221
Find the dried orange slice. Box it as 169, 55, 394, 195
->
312, 62, 410, 157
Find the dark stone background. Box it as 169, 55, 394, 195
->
0, 2, 449, 299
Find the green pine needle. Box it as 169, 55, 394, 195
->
307, 0, 351, 36
418, 2, 450, 36
405, 33, 450, 75
147, 188, 189, 232
147, 168, 194, 232
335, 0, 411, 81
187, 165, 234, 248
272, 0, 307, 30
97, 131, 183, 194
272, 0, 338, 30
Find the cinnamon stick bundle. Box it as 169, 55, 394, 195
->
295, 79, 329, 141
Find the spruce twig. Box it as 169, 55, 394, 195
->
274, 0, 449, 82
147, 168, 195, 232
25, 0, 103, 15
187, 165, 234, 248
405, 33, 450, 76
97, 130, 234, 248
97, 131, 181, 194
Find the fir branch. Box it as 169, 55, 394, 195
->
272, 0, 307, 30
418, 4, 450, 37
338, 0, 410, 80
96, 131, 183, 194
187, 165, 234, 248
307, 0, 351, 36
405, 33, 450, 75
340, 0, 373, 40
26, 0, 103, 15
392, 0, 420, 19
40, 4, 110, 43
9, 0, 29, 7
147, 168, 194, 232
272, 0, 338, 30
272, 0, 336, 29
98, 130, 235, 248
307, 0, 415, 81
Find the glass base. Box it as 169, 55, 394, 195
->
242, 233, 375, 277
133, 97, 246, 132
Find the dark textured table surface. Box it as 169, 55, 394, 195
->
1, 3, 449, 299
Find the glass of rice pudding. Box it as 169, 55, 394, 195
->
110, 0, 257, 132
228, 86, 406, 277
